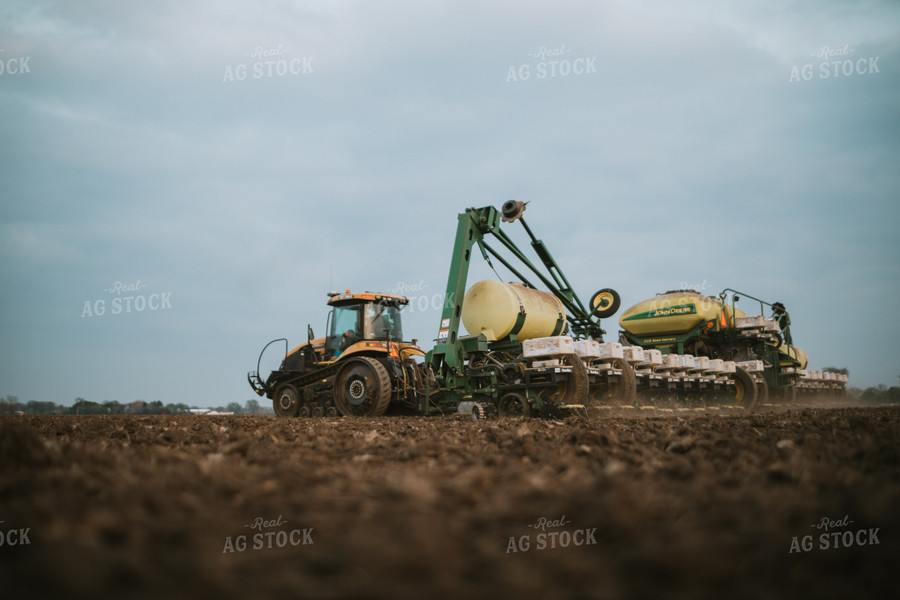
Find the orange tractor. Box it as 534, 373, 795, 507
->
248, 291, 428, 417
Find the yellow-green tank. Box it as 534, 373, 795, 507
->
619, 290, 744, 336
461, 280, 565, 342
778, 344, 808, 370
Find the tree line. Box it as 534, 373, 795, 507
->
0, 396, 273, 416
821, 368, 900, 405
855, 385, 900, 405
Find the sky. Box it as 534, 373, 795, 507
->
1, 0, 898, 408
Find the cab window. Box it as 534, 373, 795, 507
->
329, 305, 361, 356
364, 303, 403, 340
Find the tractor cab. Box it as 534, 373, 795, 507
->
325, 291, 408, 359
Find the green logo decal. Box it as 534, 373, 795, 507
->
623, 304, 697, 321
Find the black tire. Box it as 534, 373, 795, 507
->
590, 288, 621, 319
334, 357, 392, 417
498, 392, 531, 418
273, 384, 301, 418
730, 367, 758, 412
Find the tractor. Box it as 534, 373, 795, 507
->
248, 291, 427, 417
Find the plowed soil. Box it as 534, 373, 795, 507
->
1, 405, 898, 599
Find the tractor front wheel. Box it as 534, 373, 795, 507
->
273, 384, 301, 418
334, 357, 392, 417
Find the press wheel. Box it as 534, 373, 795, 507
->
498, 392, 531, 418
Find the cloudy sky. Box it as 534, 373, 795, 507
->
1, 0, 898, 407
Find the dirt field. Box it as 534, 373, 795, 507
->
1, 404, 898, 599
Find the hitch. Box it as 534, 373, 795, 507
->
248, 337, 289, 397
247, 371, 267, 396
